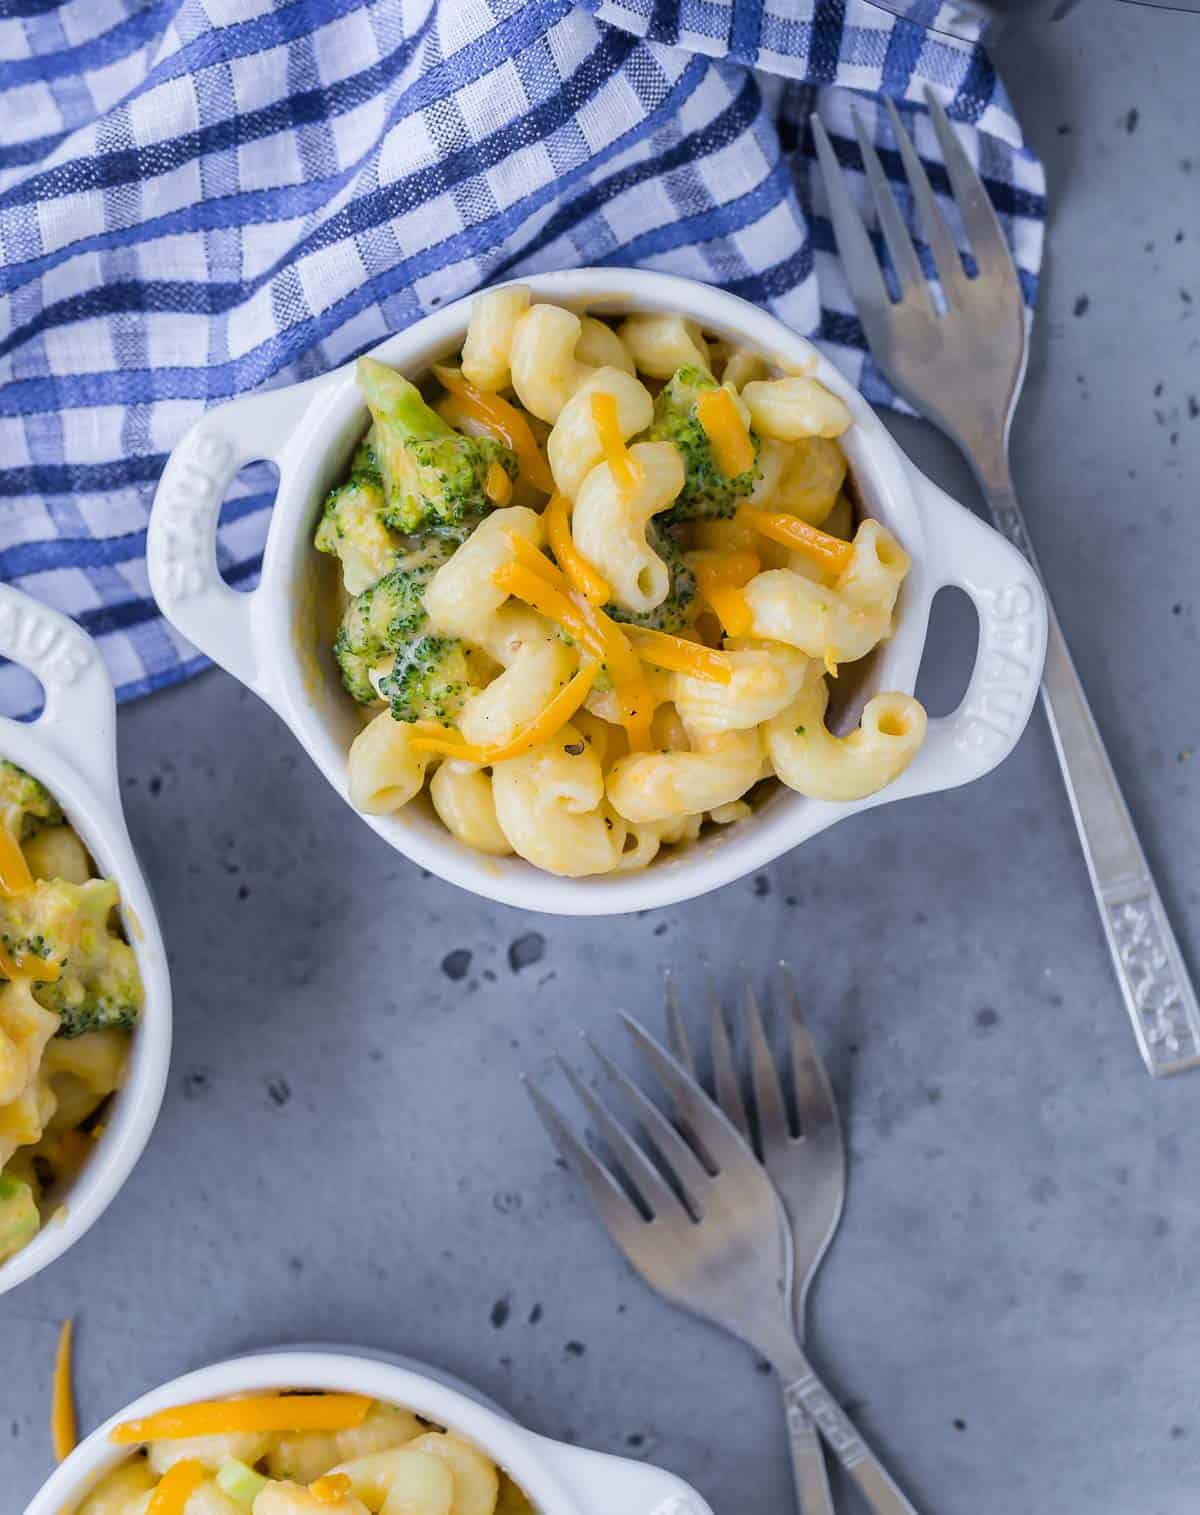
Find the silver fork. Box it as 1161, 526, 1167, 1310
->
667, 978, 843, 1515
813, 92, 1200, 1077
526, 1014, 921, 1515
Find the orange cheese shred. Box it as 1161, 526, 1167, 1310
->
146, 1460, 207, 1515
51, 1318, 76, 1462
483, 460, 513, 505
736, 506, 854, 575
0, 827, 32, 897
623, 627, 734, 684
696, 388, 755, 477
0, 942, 60, 983
544, 493, 609, 606
310, 1473, 354, 1504
111, 1394, 373, 1444
689, 550, 760, 639
410, 659, 600, 765
433, 366, 554, 494
590, 392, 639, 500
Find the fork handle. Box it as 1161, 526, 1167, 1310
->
776, 1355, 920, 1515
982, 479, 1200, 1076
782, 1387, 837, 1515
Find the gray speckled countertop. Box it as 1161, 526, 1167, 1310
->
7, 14, 1200, 1514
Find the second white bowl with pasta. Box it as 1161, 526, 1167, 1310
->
0, 586, 170, 1296
28, 1346, 713, 1515
147, 270, 1047, 915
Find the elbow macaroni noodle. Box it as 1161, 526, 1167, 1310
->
315, 286, 929, 877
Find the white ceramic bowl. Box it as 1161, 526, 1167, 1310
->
147, 269, 1047, 916
0, 586, 171, 1296
26, 1346, 713, 1515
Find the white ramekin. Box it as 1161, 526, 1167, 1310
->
0, 586, 170, 1296
25, 1346, 713, 1515
147, 269, 1047, 916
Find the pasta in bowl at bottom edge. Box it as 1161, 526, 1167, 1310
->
27, 1347, 713, 1515
146, 267, 1048, 917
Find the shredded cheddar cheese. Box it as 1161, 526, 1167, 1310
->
432, 366, 554, 494
484, 460, 513, 505
695, 388, 755, 477
51, 1319, 76, 1462
0, 942, 60, 983
689, 550, 760, 639
111, 1394, 373, 1443
590, 392, 639, 500
146, 1460, 207, 1515
544, 492, 610, 605
310, 1473, 354, 1504
498, 535, 653, 750
410, 659, 600, 765
623, 626, 734, 684
0, 827, 33, 896
736, 507, 854, 575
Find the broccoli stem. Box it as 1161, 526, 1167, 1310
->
357, 357, 453, 441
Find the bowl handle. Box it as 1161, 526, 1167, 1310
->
146, 380, 322, 699
0, 585, 119, 802
531, 1434, 715, 1515
880, 465, 1048, 803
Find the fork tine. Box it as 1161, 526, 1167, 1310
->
742, 986, 791, 1150
810, 114, 891, 315
922, 87, 1016, 286
780, 968, 840, 1140
523, 1076, 644, 1237
584, 1035, 710, 1214
555, 1055, 690, 1224
883, 97, 969, 306
665, 976, 696, 1079
850, 107, 933, 312
708, 986, 752, 1144
619, 1012, 759, 1179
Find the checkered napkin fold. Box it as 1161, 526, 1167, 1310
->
0, 0, 1045, 718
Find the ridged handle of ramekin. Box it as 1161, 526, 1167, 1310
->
146, 381, 319, 699
0, 583, 118, 804
533, 1433, 716, 1515
875, 463, 1048, 805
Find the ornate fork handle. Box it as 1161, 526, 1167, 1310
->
782, 1388, 837, 1515
983, 477, 1200, 1076
775, 1354, 920, 1515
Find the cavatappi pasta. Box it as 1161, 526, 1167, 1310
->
313, 289, 927, 877
78, 1393, 535, 1515
0, 761, 142, 1262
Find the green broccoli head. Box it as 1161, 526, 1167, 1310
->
648, 364, 761, 522
0, 877, 142, 1039
381, 635, 474, 726
314, 471, 404, 597
0, 1172, 39, 1262
357, 357, 517, 535
605, 523, 697, 633
0, 761, 63, 835
333, 541, 457, 704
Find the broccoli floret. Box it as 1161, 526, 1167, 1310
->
333, 541, 457, 704
648, 364, 761, 522
357, 356, 517, 535
381, 635, 474, 726
0, 1173, 39, 1262
605, 523, 697, 633
314, 471, 403, 597
0, 877, 142, 1039
0, 761, 63, 835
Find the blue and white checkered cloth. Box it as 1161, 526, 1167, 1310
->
0, 0, 1045, 719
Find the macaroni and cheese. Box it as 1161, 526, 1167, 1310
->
0, 761, 142, 1263
314, 290, 927, 877
78, 1392, 534, 1515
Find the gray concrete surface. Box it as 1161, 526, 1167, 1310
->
7, 13, 1200, 1513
